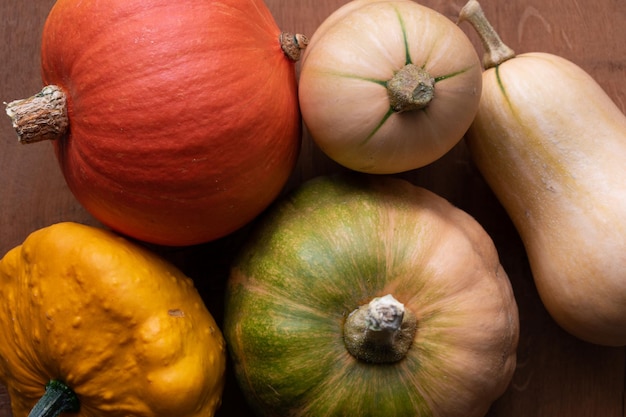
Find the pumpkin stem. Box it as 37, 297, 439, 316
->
279, 32, 309, 62
27, 380, 80, 417
457, 0, 516, 69
387, 64, 435, 113
5, 85, 69, 144
343, 294, 417, 363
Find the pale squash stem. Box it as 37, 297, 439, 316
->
387, 65, 435, 113
343, 294, 417, 363
457, 0, 516, 69
28, 380, 80, 417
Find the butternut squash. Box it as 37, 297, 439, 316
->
459, 0, 626, 346
298, 0, 482, 174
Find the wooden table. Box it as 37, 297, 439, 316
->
1, 0, 625, 416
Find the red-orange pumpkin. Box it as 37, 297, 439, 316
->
5, 0, 306, 246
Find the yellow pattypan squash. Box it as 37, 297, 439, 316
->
0, 222, 226, 417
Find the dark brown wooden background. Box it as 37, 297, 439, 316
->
1, 0, 625, 416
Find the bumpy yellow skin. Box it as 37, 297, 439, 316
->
0, 222, 226, 417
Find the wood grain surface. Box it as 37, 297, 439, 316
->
1, 0, 625, 416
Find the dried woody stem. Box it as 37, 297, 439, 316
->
280, 32, 309, 62
458, 0, 516, 69
343, 294, 417, 363
5, 85, 68, 144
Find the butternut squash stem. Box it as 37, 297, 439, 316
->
279, 32, 309, 61
27, 380, 79, 417
387, 64, 435, 113
457, 0, 516, 69
4, 85, 68, 144
343, 294, 417, 363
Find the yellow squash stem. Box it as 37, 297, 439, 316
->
343, 294, 417, 363
458, 0, 516, 69
28, 380, 79, 417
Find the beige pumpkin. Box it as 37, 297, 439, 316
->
298, 0, 482, 174
459, 0, 626, 346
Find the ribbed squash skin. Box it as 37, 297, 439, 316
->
465, 52, 626, 346
40, 0, 301, 246
224, 174, 519, 417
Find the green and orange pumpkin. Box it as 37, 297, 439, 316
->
224, 173, 519, 417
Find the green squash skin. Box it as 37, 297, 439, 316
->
224, 174, 519, 417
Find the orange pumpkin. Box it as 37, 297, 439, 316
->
5, 0, 306, 246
